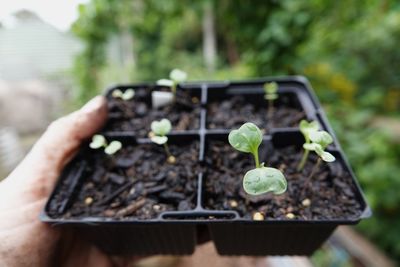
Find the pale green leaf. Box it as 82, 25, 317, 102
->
263, 82, 278, 94
151, 119, 172, 136
264, 93, 278, 100
320, 151, 336, 162
299, 120, 319, 141
309, 130, 333, 149
243, 167, 287, 195
151, 136, 168, 145
314, 145, 335, 162
111, 89, 123, 98
104, 141, 122, 155
157, 79, 174, 87
169, 69, 187, 82
303, 143, 321, 151
314, 144, 324, 155
89, 134, 106, 149
228, 122, 262, 154
122, 89, 135, 100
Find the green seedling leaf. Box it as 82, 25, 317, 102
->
314, 146, 336, 162
112, 89, 135, 100
243, 166, 287, 195
228, 122, 262, 154
265, 93, 278, 100
149, 118, 174, 161
303, 143, 321, 151
151, 119, 172, 136
309, 130, 333, 149
320, 151, 336, 162
151, 136, 168, 145
299, 120, 319, 141
89, 135, 106, 149
122, 89, 135, 100
264, 82, 278, 94
157, 79, 174, 87
170, 69, 187, 82
112, 89, 124, 99
104, 141, 122, 155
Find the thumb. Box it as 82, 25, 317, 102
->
1, 96, 108, 204
28, 95, 108, 171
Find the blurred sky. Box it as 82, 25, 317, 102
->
0, 0, 88, 31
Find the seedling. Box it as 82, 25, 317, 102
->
149, 118, 176, 164
264, 82, 278, 118
306, 130, 336, 163
89, 135, 122, 155
297, 120, 319, 171
156, 69, 187, 98
112, 88, 135, 100
301, 130, 336, 195
228, 122, 287, 196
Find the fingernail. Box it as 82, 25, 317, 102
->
80, 96, 104, 113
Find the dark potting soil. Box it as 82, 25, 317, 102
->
204, 141, 362, 220
48, 141, 200, 220
207, 95, 306, 130
103, 90, 201, 136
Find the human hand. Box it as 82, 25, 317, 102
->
0, 96, 138, 267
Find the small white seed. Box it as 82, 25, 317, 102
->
148, 131, 155, 138
286, 213, 295, 219
229, 200, 238, 208
253, 212, 264, 221
167, 156, 176, 164
85, 197, 93, 205
302, 198, 311, 207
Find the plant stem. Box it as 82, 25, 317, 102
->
172, 84, 177, 102
308, 157, 321, 181
254, 149, 260, 168
163, 143, 172, 158
301, 157, 322, 197
268, 99, 274, 119
297, 149, 309, 171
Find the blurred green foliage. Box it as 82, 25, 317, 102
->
327, 103, 400, 260
72, 0, 400, 260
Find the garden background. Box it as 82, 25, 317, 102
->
0, 0, 399, 265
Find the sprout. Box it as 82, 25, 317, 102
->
306, 130, 336, 163
229, 122, 287, 196
89, 135, 107, 149
112, 89, 135, 100
149, 119, 175, 163
297, 120, 319, 171
263, 82, 278, 118
89, 134, 122, 155
156, 69, 187, 97
170, 69, 188, 82
301, 130, 336, 195
229, 122, 263, 168
264, 82, 278, 101
104, 141, 122, 155
309, 131, 334, 150
151, 118, 172, 137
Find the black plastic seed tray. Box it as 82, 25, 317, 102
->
41, 76, 370, 256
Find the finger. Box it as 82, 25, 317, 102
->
0, 96, 107, 205
26, 95, 108, 173
0, 199, 46, 229
0, 217, 60, 267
